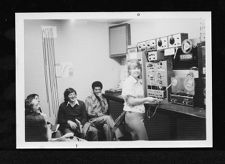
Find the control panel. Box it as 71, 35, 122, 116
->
145, 60, 172, 99
168, 33, 188, 48
137, 41, 147, 52
146, 51, 164, 62
157, 36, 168, 50
146, 39, 157, 51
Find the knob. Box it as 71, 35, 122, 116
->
170, 36, 175, 45
158, 39, 162, 47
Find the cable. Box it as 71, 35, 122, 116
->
173, 47, 178, 59
146, 101, 160, 119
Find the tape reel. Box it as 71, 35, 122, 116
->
181, 39, 193, 54
171, 77, 178, 86
183, 72, 195, 92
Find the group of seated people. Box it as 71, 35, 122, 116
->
25, 81, 123, 142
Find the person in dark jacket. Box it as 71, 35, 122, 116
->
25, 94, 51, 141
58, 88, 92, 139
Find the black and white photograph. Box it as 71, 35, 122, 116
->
16, 12, 212, 148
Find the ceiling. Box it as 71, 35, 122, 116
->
90, 19, 132, 25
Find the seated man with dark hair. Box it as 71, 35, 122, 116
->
25, 94, 61, 142
85, 81, 123, 141
57, 88, 97, 140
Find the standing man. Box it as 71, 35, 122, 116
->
85, 81, 123, 141
57, 88, 88, 138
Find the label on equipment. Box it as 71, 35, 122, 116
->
164, 48, 175, 56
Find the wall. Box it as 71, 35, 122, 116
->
127, 18, 201, 45
55, 20, 120, 104
24, 20, 49, 118
24, 20, 120, 123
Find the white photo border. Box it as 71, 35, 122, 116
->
16, 12, 212, 149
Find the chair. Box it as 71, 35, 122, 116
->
112, 111, 132, 141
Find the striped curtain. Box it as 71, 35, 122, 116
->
41, 26, 59, 122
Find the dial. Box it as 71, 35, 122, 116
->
158, 39, 162, 47
169, 36, 175, 45
183, 72, 194, 93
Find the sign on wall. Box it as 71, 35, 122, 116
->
55, 62, 74, 78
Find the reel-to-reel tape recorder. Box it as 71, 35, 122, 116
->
170, 70, 195, 106
170, 39, 205, 107
136, 33, 205, 108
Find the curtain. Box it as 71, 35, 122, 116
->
41, 26, 59, 122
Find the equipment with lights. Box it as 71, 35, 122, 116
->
168, 33, 188, 48
142, 54, 173, 101
137, 41, 147, 52
173, 39, 199, 70
136, 35, 205, 108
146, 50, 164, 62
146, 39, 157, 51
126, 45, 140, 61
170, 39, 205, 108
157, 36, 168, 50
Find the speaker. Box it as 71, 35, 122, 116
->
109, 23, 131, 57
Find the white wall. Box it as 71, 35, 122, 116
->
24, 20, 49, 117
55, 20, 120, 103
127, 18, 201, 45
24, 20, 120, 122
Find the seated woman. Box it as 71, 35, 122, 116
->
25, 94, 61, 141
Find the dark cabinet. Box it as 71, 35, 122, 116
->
108, 99, 124, 120
145, 108, 206, 140
106, 95, 206, 140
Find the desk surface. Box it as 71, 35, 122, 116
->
104, 93, 206, 118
